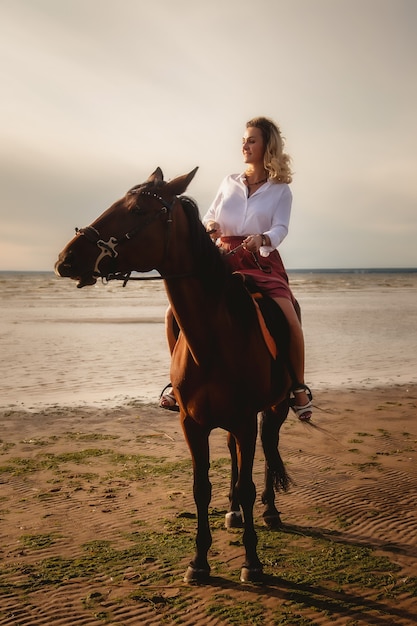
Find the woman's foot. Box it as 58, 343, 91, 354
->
290, 385, 313, 421
159, 384, 179, 412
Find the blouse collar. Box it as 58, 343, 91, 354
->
237, 172, 271, 197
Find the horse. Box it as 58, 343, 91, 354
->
55, 167, 293, 583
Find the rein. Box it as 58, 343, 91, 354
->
226, 242, 272, 274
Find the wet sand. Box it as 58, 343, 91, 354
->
1, 385, 416, 624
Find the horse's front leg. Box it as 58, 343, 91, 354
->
260, 401, 290, 528
225, 432, 243, 529
181, 416, 212, 583
235, 419, 263, 583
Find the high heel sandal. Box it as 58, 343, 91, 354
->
289, 384, 313, 421
159, 383, 180, 412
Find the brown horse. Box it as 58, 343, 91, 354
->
55, 167, 293, 583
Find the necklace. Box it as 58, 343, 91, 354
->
244, 174, 267, 187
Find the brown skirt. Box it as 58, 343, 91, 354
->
220, 236, 295, 302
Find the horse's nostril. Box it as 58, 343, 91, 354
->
62, 250, 74, 266
55, 251, 74, 276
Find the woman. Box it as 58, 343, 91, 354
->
160, 116, 312, 421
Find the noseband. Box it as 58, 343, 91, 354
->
75, 190, 175, 282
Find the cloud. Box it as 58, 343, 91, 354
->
1, 0, 417, 270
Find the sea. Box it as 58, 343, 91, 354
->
1, 269, 416, 410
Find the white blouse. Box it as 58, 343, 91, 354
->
203, 173, 292, 257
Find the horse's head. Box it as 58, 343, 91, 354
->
55, 167, 198, 287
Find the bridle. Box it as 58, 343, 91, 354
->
75, 189, 177, 284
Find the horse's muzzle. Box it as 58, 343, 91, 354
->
54, 252, 97, 288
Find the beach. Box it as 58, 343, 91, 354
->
0, 271, 416, 624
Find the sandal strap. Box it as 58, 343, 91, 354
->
291, 384, 313, 399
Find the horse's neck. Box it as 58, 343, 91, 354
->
163, 207, 235, 363
165, 278, 228, 364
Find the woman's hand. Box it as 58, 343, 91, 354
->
206, 221, 222, 241
243, 234, 263, 253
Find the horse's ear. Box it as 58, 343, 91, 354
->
147, 167, 164, 183
166, 167, 199, 196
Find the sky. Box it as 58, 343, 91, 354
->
1, 0, 416, 271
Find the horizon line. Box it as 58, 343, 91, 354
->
1, 267, 416, 274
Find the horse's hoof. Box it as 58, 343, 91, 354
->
225, 511, 243, 529
183, 565, 210, 583
240, 566, 263, 583
263, 513, 283, 529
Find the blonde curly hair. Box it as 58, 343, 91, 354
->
246, 117, 293, 184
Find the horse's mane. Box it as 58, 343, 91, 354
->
179, 195, 229, 291
179, 196, 258, 328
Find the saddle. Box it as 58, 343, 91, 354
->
234, 273, 290, 360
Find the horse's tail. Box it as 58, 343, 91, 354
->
260, 404, 293, 495
269, 450, 292, 493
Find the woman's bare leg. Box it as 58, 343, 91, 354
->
273, 297, 312, 419
165, 306, 177, 354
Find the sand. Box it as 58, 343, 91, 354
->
0, 385, 416, 625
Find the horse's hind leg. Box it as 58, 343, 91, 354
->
260, 401, 290, 528
234, 421, 263, 582
225, 432, 243, 529
181, 416, 212, 583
